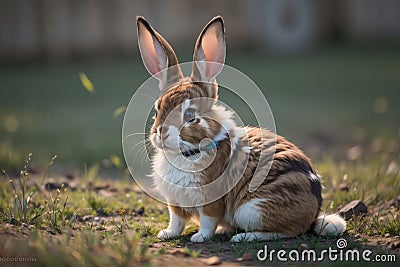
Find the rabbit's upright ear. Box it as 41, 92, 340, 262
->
192, 16, 225, 83
137, 16, 183, 91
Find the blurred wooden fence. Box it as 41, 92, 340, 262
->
0, 0, 399, 63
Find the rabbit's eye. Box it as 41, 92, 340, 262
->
184, 108, 195, 122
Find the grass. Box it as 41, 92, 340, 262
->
0, 134, 398, 266
0, 46, 399, 266
0, 228, 150, 267
348, 213, 400, 237
1, 45, 400, 168
0, 154, 158, 266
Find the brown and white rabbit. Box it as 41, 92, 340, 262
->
136, 15, 346, 242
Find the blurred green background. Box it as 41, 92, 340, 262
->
1, 0, 399, 171
1, 46, 399, 170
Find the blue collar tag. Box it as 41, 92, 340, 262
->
204, 140, 217, 150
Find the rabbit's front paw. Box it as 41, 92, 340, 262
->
190, 232, 212, 243
157, 229, 180, 239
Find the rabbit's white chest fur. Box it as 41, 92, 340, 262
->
151, 124, 246, 208
152, 150, 204, 207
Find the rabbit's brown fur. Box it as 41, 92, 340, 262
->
136, 15, 345, 242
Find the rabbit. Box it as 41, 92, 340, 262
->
136, 15, 346, 243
